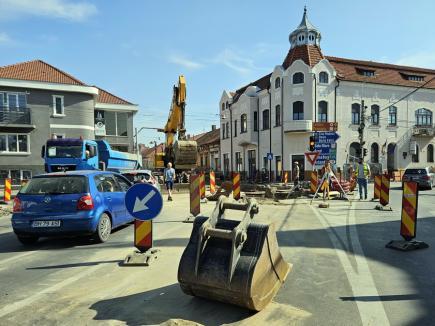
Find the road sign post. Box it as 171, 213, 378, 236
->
123, 183, 163, 266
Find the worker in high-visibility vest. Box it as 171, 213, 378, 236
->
354, 158, 371, 200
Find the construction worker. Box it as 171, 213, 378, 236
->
164, 162, 176, 201
355, 158, 371, 200
293, 161, 300, 188
322, 160, 332, 200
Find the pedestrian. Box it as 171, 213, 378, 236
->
293, 161, 300, 188
354, 158, 371, 200
322, 160, 332, 200
164, 162, 175, 201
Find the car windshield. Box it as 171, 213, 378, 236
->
405, 169, 427, 175
123, 173, 151, 183
47, 146, 83, 158
20, 176, 88, 195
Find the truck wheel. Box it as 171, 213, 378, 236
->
17, 235, 39, 245
94, 213, 112, 243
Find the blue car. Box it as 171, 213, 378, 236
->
11, 170, 134, 245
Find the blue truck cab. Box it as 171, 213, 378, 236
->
42, 138, 141, 172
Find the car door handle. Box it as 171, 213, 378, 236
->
107, 197, 112, 201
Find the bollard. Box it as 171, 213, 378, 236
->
210, 171, 216, 194
372, 175, 381, 201
232, 172, 241, 200
190, 174, 200, 217
386, 181, 428, 251
199, 172, 206, 200
376, 173, 391, 210
134, 220, 152, 253
283, 171, 288, 186
4, 178, 11, 202
310, 171, 317, 194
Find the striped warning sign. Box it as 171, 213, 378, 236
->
373, 175, 381, 200
400, 181, 419, 241
134, 220, 152, 252
4, 178, 11, 202
380, 174, 390, 206
310, 171, 317, 194
210, 171, 216, 194
190, 174, 200, 217
232, 172, 241, 200
283, 171, 288, 185
200, 172, 205, 199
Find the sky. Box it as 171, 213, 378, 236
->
1, 0, 435, 147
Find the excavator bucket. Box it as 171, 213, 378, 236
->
174, 140, 197, 169
178, 197, 291, 311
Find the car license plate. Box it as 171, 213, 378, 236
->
32, 220, 61, 228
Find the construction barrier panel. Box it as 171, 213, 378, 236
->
200, 172, 205, 200
210, 171, 216, 194
4, 178, 11, 202
310, 171, 318, 194
373, 175, 381, 200
380, 174, 390, 206
232, 172, 241, 200
283, 171, 289, 185
134, 220, 153, 253
190, 175, 200, 217
401, 181, 419, 241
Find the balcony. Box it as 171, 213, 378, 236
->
0, 107, 33, 128
412, 125, 435, 137
284, 120, 312, 133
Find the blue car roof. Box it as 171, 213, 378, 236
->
35, 170, 115, 178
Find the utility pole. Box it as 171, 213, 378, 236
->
358, 99, 366, 159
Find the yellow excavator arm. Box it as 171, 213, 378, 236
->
164, 75, 187, 147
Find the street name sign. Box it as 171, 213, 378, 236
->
312, 122, 338, 132
125, 183, 163, 221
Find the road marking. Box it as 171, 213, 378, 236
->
0, 262, 107, 318
310, 203, 390, 326
0, 251, 37, 266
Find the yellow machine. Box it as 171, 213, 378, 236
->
161, 75, 197, 170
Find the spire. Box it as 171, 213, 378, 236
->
289, 7, 321, 49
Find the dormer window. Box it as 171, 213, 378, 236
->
298, 34, 305, 43
308, 33, 315, 42
293, 72, 304, 84
401, 73, 425, 82
356, 68, 375, 77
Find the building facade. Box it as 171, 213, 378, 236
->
196, 125, 220, 172
220, 9, 435, 180
0, 60, 138, 183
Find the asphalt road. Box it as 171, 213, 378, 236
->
0, 183, 434, 326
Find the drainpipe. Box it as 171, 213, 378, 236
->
312, 73, 317, 122
334, 78, 340, 122
230, 104, 233, 175
257, 97, 260, 180
281, 77, 284, 176
269, 88, 272, 182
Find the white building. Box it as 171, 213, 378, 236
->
219, 8, 435, 180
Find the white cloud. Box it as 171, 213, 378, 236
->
0, 32, 11, 44
210, 48, 257, 75
168, 55, 204, 70
395, 50, 435, 69
0, 0, 97, 22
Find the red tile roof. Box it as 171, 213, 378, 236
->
197, 128, 220, 146
326, 56, 435, 89
282, 45, 324, 69
0, 59, 86, 85
96, 87, 133, 105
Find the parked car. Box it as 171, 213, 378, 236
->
122, 170, 161, 192
402, 167, 435, 190
11, 170, 134, 245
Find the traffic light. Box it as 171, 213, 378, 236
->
309, 135, 315, 151
363, 148, 368, 157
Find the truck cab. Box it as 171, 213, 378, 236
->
42, 139, 99, 172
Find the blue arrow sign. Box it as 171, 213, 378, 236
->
125, 183, 163, 221
315, 132, 340, 143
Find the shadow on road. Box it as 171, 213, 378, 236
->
340, 294, 422, 302
26, 259, 123, 270
90, 283, 253, 326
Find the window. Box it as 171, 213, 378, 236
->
235, 152, 242, 172
351, 103, 360, 125
263, 157, 268, 169
241, 114, 247, 133
234, 119, 237, 137
114, 175, 131, 192
293, 101, 304, 120
293, 72, 304, 84
357, 68, 375, 77
223, 153, 229, 173
318, 101, 328, 122
428, 144, 434, 163
221, 103, 225, 111
222, 123, 225, 139
275, 77, 281, 88
415, 108, 432, 126
94, 174, 118, 193
388, 106, 397, 126
4, 93, 26, 111
371, 143, 379, 163
262, 109, 270, 130
52, 95, 64, 116
371, 105, 379, 125
275, 156, 282, 179
275, 105, 281, 126
225, 122, 229, 138
319, 72, 329, 84
0, 134, 29, 153
412, 144, 420, 163
254, 111, 258, 131
404, 74, 425, 82
104, 111, 128, 136
349, 142, 361, 162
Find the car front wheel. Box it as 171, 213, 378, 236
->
16, 235, 39, 245
94, 213, 112, 243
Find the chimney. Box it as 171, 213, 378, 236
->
211, 125, 216, 131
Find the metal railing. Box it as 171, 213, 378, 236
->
0, 107, 31, 125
